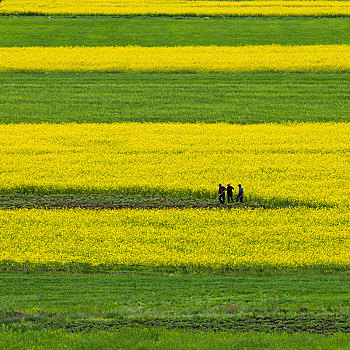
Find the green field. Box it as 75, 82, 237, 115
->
2, 17, 350, 47
1, 273, 350, 348
1, 272, 350, 347
1, 72, 349, 124
1, 273, 348, 317
1, 273, 349, 338
1, 329, 349, 350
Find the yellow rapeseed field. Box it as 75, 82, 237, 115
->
0, 0, 349, 17
1, 123, 349, 207
0, 208, 348, 270
1, 46, 350, 73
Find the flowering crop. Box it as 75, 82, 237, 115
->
1, 45, 350, 73
0, 207, 348, 270
0, 0, 349, 17
0, 123, 349, 208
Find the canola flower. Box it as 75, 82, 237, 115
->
0, 207, 348, 270
0, 0, 349, 17
1, 45, 350, 73
0, 123, 349, 208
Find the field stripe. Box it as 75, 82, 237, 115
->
0, 122, 349, 207
1, 45, 350, 73
1, 73, 350, 124
0, 208, 348, 270
1, 0, 350, 17
3, 17, 350, 48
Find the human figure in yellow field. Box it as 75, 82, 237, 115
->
218, 184, 226, 204
236, 184, 244, 203
226, 183, 234, 203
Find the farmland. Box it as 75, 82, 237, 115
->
1, 123, 349, 207
0, 208, 349, 271
1, 330, 349, 350
2, 273, 348, 316
2, 17, 350, 47
1, 272, 350, 347
0, 0, 349, 348
2, 45, 350, 73
1, 0, 350, 17
1, 73, 349, 124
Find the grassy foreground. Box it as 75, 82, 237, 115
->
1, 73, 349, 123
1, 273, 348, 316
0, 329, 349, 350
1, 272, 349, 340
2, 17, 350, 47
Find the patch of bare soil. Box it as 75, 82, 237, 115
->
0, 194, 269, 210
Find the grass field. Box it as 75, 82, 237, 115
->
1, 273, 350, 349
1, 330, 349, 350
2, 273, 348, 316
1, 2, 349, 348
1, 272, 350, 338
1, 73, 349, 124
2, 17, 350, 47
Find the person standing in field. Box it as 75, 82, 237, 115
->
236, 184, 244, 203
218, 184, 226, 204
226, 183, 234, 203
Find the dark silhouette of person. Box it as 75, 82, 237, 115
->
218, 184, 226, 204
236, 184, 244, 203
226, 183, 234, 203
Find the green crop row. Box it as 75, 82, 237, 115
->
0, 328, 349, 349
2, 17, 350, 47
1, 72, 349, 124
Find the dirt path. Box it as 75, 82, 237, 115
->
0, 194, 268, 210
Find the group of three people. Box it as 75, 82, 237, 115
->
218, 183, 243, 204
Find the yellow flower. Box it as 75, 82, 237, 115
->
0, 123, 348, 208
0, 207, 348, 270
0, 0, 349, 17
1, 46, 350, 73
